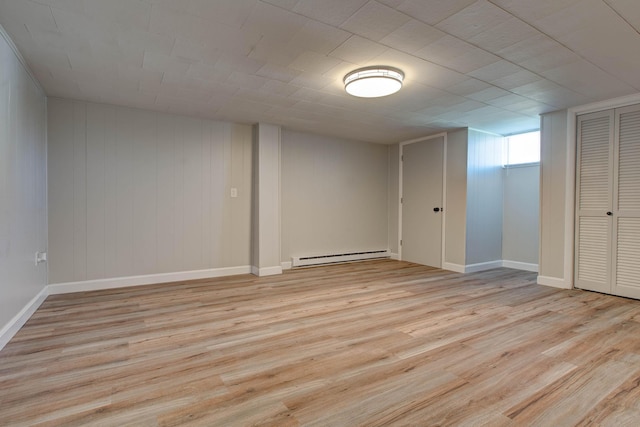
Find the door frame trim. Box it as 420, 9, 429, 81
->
398, 132, 448, 266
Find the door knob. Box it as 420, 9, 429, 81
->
433, 207, 440, 212
606, 211, 612, 216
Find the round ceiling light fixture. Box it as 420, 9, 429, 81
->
344, 66, 404, 98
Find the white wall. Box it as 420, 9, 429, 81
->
0, 27, 47, 343
47, 99, 252, 285
444, 129, 468, 268
539, 110, 568, 283
387, 144, 399, 257
503, 165, 540, 267
280, 130, 389, 262
465, 129, 503, 265
252, 123, 282, 275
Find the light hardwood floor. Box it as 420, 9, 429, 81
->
2, 260, 640, 426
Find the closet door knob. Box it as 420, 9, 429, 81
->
606, 211, 612, 216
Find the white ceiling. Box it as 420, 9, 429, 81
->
1, 0, 639, 143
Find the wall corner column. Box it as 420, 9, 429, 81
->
251, 123, 283, 276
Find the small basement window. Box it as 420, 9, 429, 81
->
503, 131, 540, 166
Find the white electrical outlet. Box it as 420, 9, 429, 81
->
35, 251, 47, 265
230, 188, 238, 198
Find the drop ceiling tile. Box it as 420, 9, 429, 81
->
510, 80, 591, 107
293, 0, 369, 26
340, 1, 411, 41
395, 0, 478, 25
260, 79, 301, 97
490, 69, 543, 91
142, 52, 192, 75
248, 37, 304, 67
185, 0, 256, 29
468, 60, 525, 82
496, 34, 579, 73
467, 17, 540, 52
289, 51, 342, 74
28, 26, 91, 55
260, 0, 300, 9
436, 0, 512, 39
83, 0, 152, 32
541, 60, 635, 98
214, 53, 265, 77
17, 44, 72, 71
484, 93, 534, 108
371, 49, 469, 90
606, 0, 640, 32
227, 72, 268, 90
243, 1, 308, 42
328, 35, 388, 64
379, 19, 446, 53
446, 78, 493, 96
465, 86, 511, 102
255, 63, 301, 83
31, 0, 85, 13
490, 0, 584, 23
290, 71, 335, 91
540, 0, 640, 88
186, 62, 233, 83
287, 20, 351, 57
171, 37, 220, 64
138, 70, 164, 93
0, 0, 57, 31
236, 88, 298, 108
415, 35, 501, 73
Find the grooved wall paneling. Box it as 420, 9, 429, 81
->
0, 29, 47, 329
47, 99, 252, 284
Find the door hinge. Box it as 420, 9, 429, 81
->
401, 197, 403, 204
401, 155, 403, 161
400, 239, 403, 246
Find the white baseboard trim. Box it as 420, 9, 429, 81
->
442, 262, 465, 273
537, 275, 571, 289
252, 266, 283, 277
0, 286, 49, 351
281, 261, 292, 270
502, 260, 539, 272
464, 260, 503, 273
390, 253, 400, 260
48, 266, 252, 295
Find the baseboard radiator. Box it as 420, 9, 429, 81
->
291, 249, 390, 268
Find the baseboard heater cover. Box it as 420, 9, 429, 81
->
291, 249, 390, 267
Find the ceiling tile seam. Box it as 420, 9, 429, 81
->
602, 0, 640, 36
486, 0, 636, 93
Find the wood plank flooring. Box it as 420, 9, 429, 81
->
2, 260, 640, 426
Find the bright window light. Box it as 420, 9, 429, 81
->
504, 131, 540, 166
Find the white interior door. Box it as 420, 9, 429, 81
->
612, 104, 640, 299
401, 136, 444, 268
575, 110, 614, 294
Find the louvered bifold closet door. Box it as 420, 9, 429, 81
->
575, 110, 614, 294
613, 104, 640, 299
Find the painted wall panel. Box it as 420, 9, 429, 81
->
0, 28, 47, 330
503, 165, 540, 265
444, 129, 468, 267
466, 130, 503, 265
387, 144, 399, 256
47, 99, 252, 284
281, 130, 388, 262
539, 110, 568, 279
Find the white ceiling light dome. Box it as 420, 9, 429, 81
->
344, 66, 404, 98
